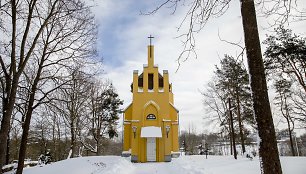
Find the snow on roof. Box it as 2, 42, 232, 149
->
141, 126, 162, 138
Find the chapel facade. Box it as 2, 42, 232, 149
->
122, 39, 180, 162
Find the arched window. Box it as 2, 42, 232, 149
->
146, 114, 156, 120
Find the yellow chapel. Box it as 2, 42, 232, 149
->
122, 38, 180, 162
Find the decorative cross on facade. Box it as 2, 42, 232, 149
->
148, 35, 154, 45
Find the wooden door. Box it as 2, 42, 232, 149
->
146, 137, 156, 161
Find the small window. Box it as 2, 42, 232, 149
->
158, 79, 163, 88
146, 114, 156, 120
148, 73, 154, 90
138, 74, 143, 87
158, 74, 164, 92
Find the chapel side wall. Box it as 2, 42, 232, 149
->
172, 123, 179, 152
123, 105, 133, 151
169, 106, 179, 152
163, 121, 172, 158
131, 120, 140, 161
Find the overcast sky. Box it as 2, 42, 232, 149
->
90, 0, 306, 134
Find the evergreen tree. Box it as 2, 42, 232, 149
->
264, 26, 306, 146
214, 55, 254, 154
264, 26, 306, 93
90, 83, 123, 155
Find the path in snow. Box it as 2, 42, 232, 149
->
133, 161, 180, 174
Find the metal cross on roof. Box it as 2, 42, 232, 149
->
148, 35, 154, 45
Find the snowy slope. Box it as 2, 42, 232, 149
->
6, 156, 134, 174
132, 156, 306, 174
5, 155, 306, 174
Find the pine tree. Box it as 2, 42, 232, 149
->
214, 55, 254, 154
264, 26, 306, 157
264, 26, 306, 93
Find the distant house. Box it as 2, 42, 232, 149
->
122, 39, 180, 162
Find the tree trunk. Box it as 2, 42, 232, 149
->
16, 81, 39, 174
96, 128, 101, 155
0, 79, 19, 173
16, 69, 44, 174
228, 98, 237, 159
0, 0, 49, 169
52, 115, 56, 161
56, 117, 61, 161
16, 107, 34, 174
0, 3, 18, 170
286, 118, 295, 156
70, 122, 76, 158
6, 133, 10, 165
240, 0, 282, 173
235, 91, 245, 154
229, 121, 233, 155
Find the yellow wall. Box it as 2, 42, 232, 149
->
123, 45, 179, 162
123, 104, 133, 151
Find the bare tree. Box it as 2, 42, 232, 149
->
292, 89, 306, 128
45, 104, 67, 161
0, 0, 53, 169
80, 80, 106, 155
201, 80, 233, 152
50, 68, 92, 158
202, 80, 229, 129
0, 0, 97, 173
256, 0, 306, 26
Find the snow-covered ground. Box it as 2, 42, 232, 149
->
5, 155, 306, 174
